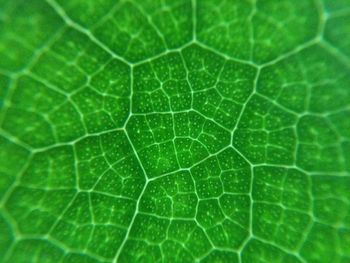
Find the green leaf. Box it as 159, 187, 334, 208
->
1, 0, 350, 262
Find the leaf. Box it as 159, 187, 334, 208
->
0, 0, 350, 262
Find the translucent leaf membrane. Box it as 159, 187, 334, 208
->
0, 0, 349, 262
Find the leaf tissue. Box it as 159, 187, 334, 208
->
0, 0, 349, 262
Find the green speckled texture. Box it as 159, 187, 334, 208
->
0, 0, 350, 262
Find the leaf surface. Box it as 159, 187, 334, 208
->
0, 0, 350, 262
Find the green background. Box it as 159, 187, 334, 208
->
0, 0, 350, 262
